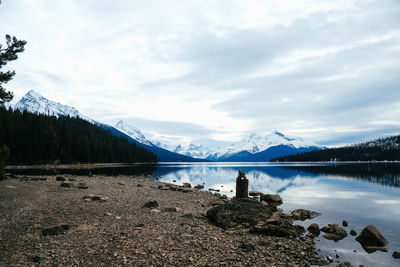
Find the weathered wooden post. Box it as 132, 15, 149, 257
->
235, 170, 248, 198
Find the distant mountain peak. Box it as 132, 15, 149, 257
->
114, 120, 153, 147
14, 90, 95, 123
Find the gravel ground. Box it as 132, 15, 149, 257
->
0, 175, 328, 266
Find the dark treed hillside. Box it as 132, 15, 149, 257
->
0, 107, 157, 164
273, 135, 400, 162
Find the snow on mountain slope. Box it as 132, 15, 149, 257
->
210, 131, 320, 159
14, 90, 96, 123
114, 120, 154, 147
174, 143, 212, 159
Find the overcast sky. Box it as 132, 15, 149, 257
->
1, 0, 399, 148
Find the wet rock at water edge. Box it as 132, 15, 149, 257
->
337, 262, 352, 267
60, 182, 74, 188
355, 225, 388, 253
290, 209, 321, 221
307, 223, 320, 237
182, 182, 191, 188
56, 176, 66, 181
393, 251, 400, 259
194, 184, 204, 190
350, 229, 357, 236
260, 194, 283, 207
342, 220, 349, 227
321, 224, 347, 242
41, 224, 69, 236
143, 200, 159, 209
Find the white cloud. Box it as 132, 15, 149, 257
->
1, 0, 399, 146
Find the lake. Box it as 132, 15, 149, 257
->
7, 162, 400, 266
155, 162, 400, 267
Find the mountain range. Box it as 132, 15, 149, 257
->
13, 90, 322, 161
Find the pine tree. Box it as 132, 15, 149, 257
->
0, 35, 27, 105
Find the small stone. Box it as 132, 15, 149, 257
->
173, 180, 176, 182
393, 251, 400, 259
115, 216, 122, 220
157, 185, 163, 189
78, 182, 88, 189
100, 196, 109, 202
162, 207, 179, 212
68, 178, 76, 181
150, 209, 160, 213
342, 220, 349, 227
182, 182, 191, 188
194, 184, 204, 190
337, 262, 352, 267
118, 182, 125, 185
238, 242, 256, 252
143, 200, 159, 208
41, 224, 69, 236
32, 256, 41, 263
56, 176, 66, 181
350, 229, 357, 236
104, 212, 113, 216
137, 184, 143, 187
60, 182, 74, 188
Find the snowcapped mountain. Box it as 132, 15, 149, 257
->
12, 90, 202, 162
14, 90, 96, 123
210, 131, 320, 160
148, 131, 322, 161
13, 90, 321, 162
114, 120, 154, 147
174, 143, 212, 159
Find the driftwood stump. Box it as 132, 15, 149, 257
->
236, 170, 248, 199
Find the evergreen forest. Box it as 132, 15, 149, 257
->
0, 107, 158, 164
274, 135, 400, 162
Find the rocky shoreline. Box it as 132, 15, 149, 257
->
0, 173, 397, 266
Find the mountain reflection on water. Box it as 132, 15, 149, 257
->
156, 162, 400, 267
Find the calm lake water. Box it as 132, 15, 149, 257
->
155, 162, 400, 267
7, 162, 400, 266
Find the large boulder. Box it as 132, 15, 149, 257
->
143, 200, 159, 209
355, 225, 388, 252
206, 198, 274, 229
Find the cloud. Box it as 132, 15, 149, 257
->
1, 0, 399, 146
